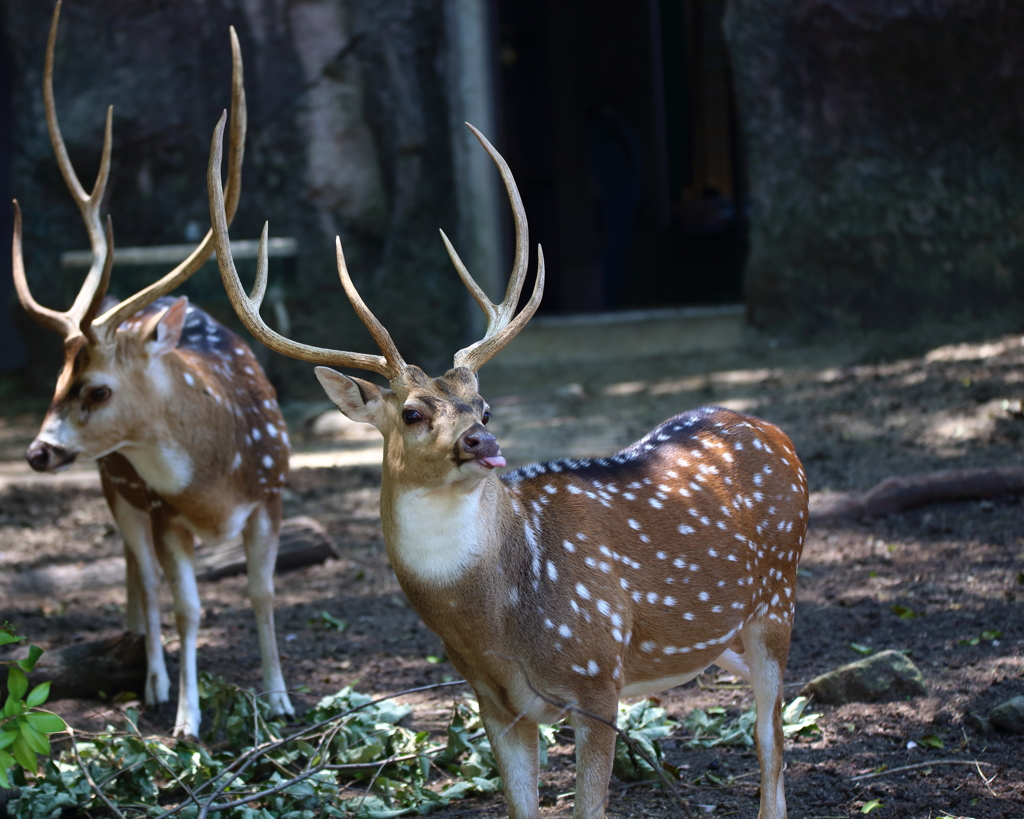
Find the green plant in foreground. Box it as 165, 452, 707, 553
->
0, 624, 67, 790
613, 699, 678, 782
682, 696, 822, 749
8, 677, 555, 819
4, 669, 714, 818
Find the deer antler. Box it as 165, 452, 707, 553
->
211, 122, 541, 380
446, 124, 544, 372
208, 115, 407, 380
11, 1, 112, 342
11, 1, 246, 346
90, 26, 247, 337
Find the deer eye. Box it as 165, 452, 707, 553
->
482, 410, 491, 425
87, 386, 112, 404
402, 408, 423, 425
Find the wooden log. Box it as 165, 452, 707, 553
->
0, 516, 339, 595
0, 632, 147, 700
812, 466, 1024, 519
196, 515, 339, 581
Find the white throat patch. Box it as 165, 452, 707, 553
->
391, 487, 489, 584
121, 441, 194, 496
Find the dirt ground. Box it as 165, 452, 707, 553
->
1, 321, 1023, 819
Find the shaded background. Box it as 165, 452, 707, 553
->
3, 0, 1024, 399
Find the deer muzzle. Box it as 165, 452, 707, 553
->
26, 439, 77, 472
456, 424, 506, 469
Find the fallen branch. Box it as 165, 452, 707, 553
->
811, 466, 1024, 519
1, 632, 147, 700
0, 516, 339, 596
850, 759, 997, 781
196, 516, 338, 581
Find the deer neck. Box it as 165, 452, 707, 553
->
380, 467, 522, 588
101, 356, 191, 495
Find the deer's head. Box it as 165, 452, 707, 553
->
15, 1, 246, 472
209, 120, 542, 494
26, 298, 193, 470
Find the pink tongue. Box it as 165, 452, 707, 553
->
478, 456, 506, 469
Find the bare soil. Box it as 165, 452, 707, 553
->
1, 324, 1023, 819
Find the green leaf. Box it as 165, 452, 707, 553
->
980, 630, 1002, 642
0, 730, 16, 751
0, 632, 23, 648
0, 763, 8, 789
861, 799, 883, 813
850, 643, 873, 655
25, 712, 66, 735
18, 719, 50, 756
918, 733, 944, 750
319, 611, 348, 632
16, 645, 44, 674
782, 696, 823, 737
6, 666, 28, 702
26, 681, 51, 709
10, 734, 36, 771
890, 604, 916, 620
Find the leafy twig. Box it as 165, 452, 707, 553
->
68, 727, 129, 819
158, 679, 467, 819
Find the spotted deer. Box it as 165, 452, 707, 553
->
12, 2, 294, 737
208, 113, 807, 817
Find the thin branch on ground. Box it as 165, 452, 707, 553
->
974, 758, 1000, 798
68, 727, 129, 819
850, 759, 998, 781
151, 679, 467, 819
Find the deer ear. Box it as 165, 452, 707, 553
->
143, 297, 188, 358
315, 366, 389, 427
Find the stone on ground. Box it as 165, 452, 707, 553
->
800, 650, 927, 705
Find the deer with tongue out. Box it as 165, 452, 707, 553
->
209, 111, 807, 819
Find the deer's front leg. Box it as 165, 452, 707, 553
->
242, 503, 294, 718
108, 491, 170, 706
152, 515, 202, 737
476, 692, 541, 819
570, 702, 618, 819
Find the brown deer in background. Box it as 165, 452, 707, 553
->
13, 2, 294, 737
209, 112, 806, 817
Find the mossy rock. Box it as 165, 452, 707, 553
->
989, 696, 1024, 734
800, 650, 927, 705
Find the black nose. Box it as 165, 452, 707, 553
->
26, 440, 72, 472
458, 424, 500, 459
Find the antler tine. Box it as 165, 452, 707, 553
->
11, 199, 77, 337
43, 0, 113, 334
80, 215, 115, 341
452, 123, 545, 372
208, 115, 400, 379
91, 25, 248, 336
334, 237, 407, 376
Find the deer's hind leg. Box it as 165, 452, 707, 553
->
738, 620, 790, 819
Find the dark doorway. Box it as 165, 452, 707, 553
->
495, 0, 747, 315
